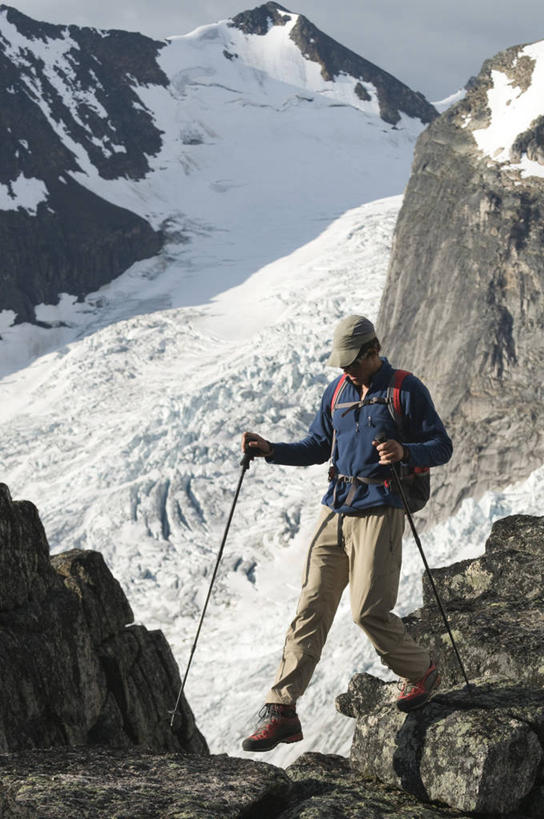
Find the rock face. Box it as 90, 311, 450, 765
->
339, 675, 544, 815
0, 748, 292, 818
0, 483, 206, 754
2, 497, 541, 816
407, 514, 544, 689
0, 748, 473, 818
231, 3, 437, 126
377, 40, 544, 520
337, 514, 544, 816
0, 5, 164, 323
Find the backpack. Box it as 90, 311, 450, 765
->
329, 370, 431, 513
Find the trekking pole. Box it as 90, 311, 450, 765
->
376, 433, 472, 692
169, 449, 255, 728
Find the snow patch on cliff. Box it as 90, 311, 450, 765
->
473, 41, 544, 177
0, 173, 48, 214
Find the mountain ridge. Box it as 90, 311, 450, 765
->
0, 2, 434, 329
230, 2, 437, 125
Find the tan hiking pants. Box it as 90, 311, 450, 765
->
266, 505, 430, 705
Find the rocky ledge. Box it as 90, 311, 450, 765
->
0, 748, 473, 818
0, 483, 205, 754
1, 484, 542, 817
337, 514, 544, 817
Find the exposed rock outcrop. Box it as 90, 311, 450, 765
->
231, 3, 437, 125
2, 490, 542, 816
377, 40, 544, 521
337, 514, 544, 816
0, 748, 292, 818
0, 747, 474, 818
0, 483, 206, 754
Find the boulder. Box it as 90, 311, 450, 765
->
337, 514, 544, 815
0, 747, 291, 818
0, 483, 206, 754
338, 675, 544, 814
407, 515, 544, 688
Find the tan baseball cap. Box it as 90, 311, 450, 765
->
327, 315, 377, 367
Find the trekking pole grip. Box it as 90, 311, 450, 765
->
240, 449, 255, 470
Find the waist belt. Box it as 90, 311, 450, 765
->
334, 473, 385, 507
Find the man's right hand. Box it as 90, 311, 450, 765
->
242, 431, 274, 458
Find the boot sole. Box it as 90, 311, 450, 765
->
242, 731, 303, 752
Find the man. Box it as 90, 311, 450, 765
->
241, 315, 452, 752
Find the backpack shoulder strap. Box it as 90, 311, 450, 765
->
330, 373, 348, 415
387, 369, 411, 432
328, 374, 348, 476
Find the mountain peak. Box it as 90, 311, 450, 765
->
229, 4, 436, 125
230, 2, 292, 35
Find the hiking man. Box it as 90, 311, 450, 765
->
241, 315, 453, 752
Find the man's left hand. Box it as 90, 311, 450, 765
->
372, 438, 404, 465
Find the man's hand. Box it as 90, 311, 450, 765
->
372, 437, 404, 465
242, 431, 274, 458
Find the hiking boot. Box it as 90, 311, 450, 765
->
396, 661, 440, 712
242, 703, 303, 752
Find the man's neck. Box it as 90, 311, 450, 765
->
358, 358, 383, 397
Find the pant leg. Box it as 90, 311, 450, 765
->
266, 507, 348, 705
344, 507, 430, 682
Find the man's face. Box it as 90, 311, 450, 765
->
342, 347, 380, 386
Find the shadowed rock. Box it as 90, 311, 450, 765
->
408, 515, 544, 688
337, 514, 544, 816
0, 483, 206, 754
0, 747, 291, 818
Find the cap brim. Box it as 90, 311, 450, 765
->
327, 347, 360, 368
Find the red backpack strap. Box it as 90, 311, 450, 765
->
391, 369, 411, 420
330, 373, 348, 415
328, 374, 348, 479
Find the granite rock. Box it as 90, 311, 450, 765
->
0, 483, 206, 755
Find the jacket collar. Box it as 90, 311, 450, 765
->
367, 357, 394, 392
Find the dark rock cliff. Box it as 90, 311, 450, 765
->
0, 483, 206, 754
377, 42, 544, 521
0, 5, 165, 324
231, 2, 437, 125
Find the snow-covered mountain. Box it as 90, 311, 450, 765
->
0, 1, 434, 341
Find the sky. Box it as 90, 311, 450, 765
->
5, 0, 544, 102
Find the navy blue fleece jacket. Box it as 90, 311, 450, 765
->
268, 358, 452, 514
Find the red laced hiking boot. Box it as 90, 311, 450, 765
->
242, 703, 303, 752
396, 661, 440, 712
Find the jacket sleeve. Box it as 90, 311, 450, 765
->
401, 376, 453, 468
266, 383, 335, 467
